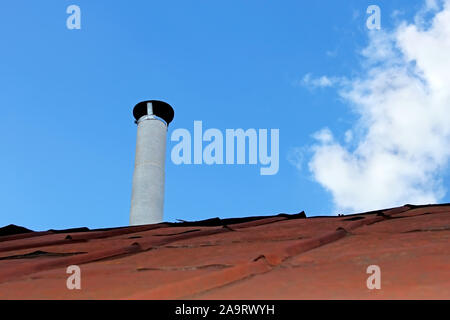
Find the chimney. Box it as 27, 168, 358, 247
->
130, 100, 174, 226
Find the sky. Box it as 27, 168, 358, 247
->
0, 0, 449, 230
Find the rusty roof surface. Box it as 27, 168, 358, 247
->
0, 204, 449, 299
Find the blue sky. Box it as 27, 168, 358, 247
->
1, 0, 449, 230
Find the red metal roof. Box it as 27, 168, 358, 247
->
0, 204, 448, 299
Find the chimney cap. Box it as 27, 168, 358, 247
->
133, 100, 174, 125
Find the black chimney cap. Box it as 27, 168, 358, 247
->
133, 100, 174, 125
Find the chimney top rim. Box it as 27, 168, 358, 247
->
133, 100, 174, 125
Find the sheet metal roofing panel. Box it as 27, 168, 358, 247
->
0, 204, 448, 299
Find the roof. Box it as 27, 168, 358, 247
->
0, 204, 449, 299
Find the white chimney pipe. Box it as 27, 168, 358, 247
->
130, 100, 174, 226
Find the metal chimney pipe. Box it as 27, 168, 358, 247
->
130, 100, 174, 226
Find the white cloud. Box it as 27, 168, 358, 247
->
344, 130, 353, 143
415, 0, 444, 26
326, 49, 338, 57
313, 128, 334, 144
425, 0, 440, 10
391, 10, 404, 19
287, 147, 305, 172
301, 73, 344, 89
303, 0, 450, 213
